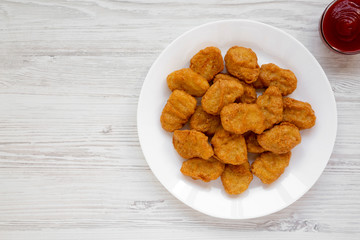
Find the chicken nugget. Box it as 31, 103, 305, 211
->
173, 130, 214, 159
214, 74, 257, 104
189, 105, 221, 135
180, 157, 225, 182
201, 78, 244, 115
221, 162, 253, 195
160, 90, 197, 132
211, 127, 247, 165
252, 77, 265, 89
224, 46, 260, 84
190, 46, 224, 81
220, 103, 266, 134
251, 151, 291, 184
283, 97, 316, 129
237, 81, 257, 104
167, 68, 209, 97
258, 63, 297, 96
257, 122, 301, 154
245, 132, 265, 153
256, 86, 283, 130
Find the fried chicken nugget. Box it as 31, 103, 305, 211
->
189, 105, 221, 135
213, 74, 257, 104
256, 86, 283, 130
221, 162, 253, 195
201, 78, 244, 115
224, 46, 260, 84
252, 77, 265, 89
251, 151, 291, 184
173, 130, 214, 159
220, 103, 266, 134
283, 97, 316, 129
190, 46, 224, 81
180, 157, 225, 182
257, 122, 301, 154
160, 90, 197, 132
258, 63, 297, 96
167, 68, 209, 97
211, 127, 247, 165
245, 132, 265, 153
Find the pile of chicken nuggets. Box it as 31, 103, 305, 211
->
160, 46, 316, 195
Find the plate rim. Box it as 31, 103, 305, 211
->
137, 19, 338, 219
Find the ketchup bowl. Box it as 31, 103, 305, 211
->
320, 0, 360, 54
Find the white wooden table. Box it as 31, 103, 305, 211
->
0, 0, 359, 239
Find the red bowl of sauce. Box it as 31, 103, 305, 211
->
320, 0, 360, 54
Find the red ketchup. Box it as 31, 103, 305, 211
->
320, 0, 360, 54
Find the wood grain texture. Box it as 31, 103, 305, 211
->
0, 0, 359, 239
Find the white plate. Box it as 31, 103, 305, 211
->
137, 20, 337, 219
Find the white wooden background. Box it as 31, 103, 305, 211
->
0, 0, 359, 239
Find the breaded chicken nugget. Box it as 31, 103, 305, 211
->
220, 103, 266, 134
258, 63, 297, 96
256, 86, 283, 130
167, 68, 209, 97
251, 151, 291, 184
160, 90, 197, 132
224, 46, 260, 84
214, 74, 257, 104
189, 105, 221, 135
173, 130, 214, 159
190, 46, 224, 81
283, 97, 316, 129
221, 162, 253, 195
213, 73, 235, 82
180, 157, 225, 182
257, 122, 301, 154
237, 82, 257, 104
211, 127, 247, 165
252, 77, 265, 89
245, 132, 265, 153
201, 78, 244, 115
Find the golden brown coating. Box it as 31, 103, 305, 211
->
173, 130, 214, 159
221, 162, 253, 195
220, 103, 266, 134
213, 73, 235, 82
201, 78, 244, 115
189, 105, 221, 135
238, 81, 257, 104
251, 151, 291, 184
190, 46, 224, 81
257, 122, 301, 154
245, 132, 265, 153
258, 63, 297, 96
213, 74, 257, 104
167, 68, 209, 97
224, 46, 260, 84
252, 77, 265, 89
160, 90, 197, 132
211, 127, 247, 165
180, 157, 225, 182
256, 86, 283, 130
283, 97, 316, 129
